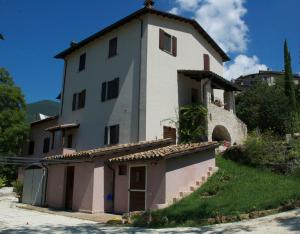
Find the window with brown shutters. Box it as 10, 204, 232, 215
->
104, 124, 120, 145
67, 134, 73, 148
72, 90, 86, 110
191, 88, 199, 103
72, 93, 77, 111
79, 53, 86, 72
159, 29, 177, 57
101, 78, 119, 101
163, 126, 176, 141
28, 141, 35, 155
204, 54, 210, 71
77, 89, 86, 109
108, 37, 118, 58
43, 138, 50, 154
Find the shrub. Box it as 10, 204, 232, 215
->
224, 132, 300, 174
0, 176, 7, 188
179, 104, 207, 143
12, 180, 23, 202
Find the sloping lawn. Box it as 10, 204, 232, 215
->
133, 156, 300, 227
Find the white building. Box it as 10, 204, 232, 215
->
27, 3, 247, 159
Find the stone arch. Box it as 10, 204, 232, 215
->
212, 125, 231, 142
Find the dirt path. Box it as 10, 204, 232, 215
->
0, 187, 299, 233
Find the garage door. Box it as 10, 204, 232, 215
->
22, 165, 45, 206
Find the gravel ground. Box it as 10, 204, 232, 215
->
0, 187, 300, 233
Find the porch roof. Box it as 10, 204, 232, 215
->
178, 70, 241, 91
108, 142, 219, 163
44, 138, 175, 161
45, 123, 80, 132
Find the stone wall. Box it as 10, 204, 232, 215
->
207, 103, 247, 145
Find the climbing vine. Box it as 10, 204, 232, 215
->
179, 104, 208, 143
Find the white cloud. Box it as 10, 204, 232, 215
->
224, 55, 268, 79
169, 7, 180, 14
175, 0, 199, 11
169, 0, 268, 79
194, 0, 248, 53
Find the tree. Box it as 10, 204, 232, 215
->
0, 68, 29, 183
284, 40, 297, 112
236, 82, 292, 136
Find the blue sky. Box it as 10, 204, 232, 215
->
0, 0, 299, 103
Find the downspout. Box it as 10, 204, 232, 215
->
60, 59, 68, 116
137, 17, 144, 142
107, 163, 115, 213
41, 163, 48, 207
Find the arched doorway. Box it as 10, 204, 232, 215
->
212, 125, 231, 144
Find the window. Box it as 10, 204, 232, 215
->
159, 29, 177, 57
43, 138, 50, 153
67, 135, 73, 148
119, 165, 127, 176
108, 37, 118, 58
72, 93, 77, 111
77, 90, 86, 109
191, 88, 199, 103
104, 124, 119, 145
101, 78, 119, 101
28, 141, 35, 155
163, 126, 176, 141
203, 54, 210, 71
79, 53, 86, 72
72, 90, 86, 110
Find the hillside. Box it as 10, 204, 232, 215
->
26, 100, 59, 123
133, 156, 300, 227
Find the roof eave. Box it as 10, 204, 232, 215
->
54, 8, 230, 62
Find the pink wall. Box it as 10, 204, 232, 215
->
113, 161, 166, 214
165, 149, 215, 202
46, 164, 66, 209
72, 163, 94, 213
92, 162, 104, 213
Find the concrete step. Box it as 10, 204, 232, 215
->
179, 191, 191, 198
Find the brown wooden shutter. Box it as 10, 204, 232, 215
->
104, 127, 108, 145
159, 29, 164, 50
172, 36, 177, 57
101, 82, 107, 102
81, 90, 86, 108
72, 93, 77, 111
163, 126, 176, 141
204, 54, 210, 71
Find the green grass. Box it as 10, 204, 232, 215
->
133, 156, 300, 227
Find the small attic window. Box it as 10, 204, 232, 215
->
119, 165, 127, 176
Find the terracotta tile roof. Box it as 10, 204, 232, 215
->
31, 115, 58, 126
54, 8, 229, 62
108, 142, 219, 163
45, 138, 175, 161
45, 123, 80, 132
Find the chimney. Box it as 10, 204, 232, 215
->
70, 41, 77, 47
144, 0, 155, 8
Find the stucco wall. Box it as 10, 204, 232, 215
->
59, 17, 148, 151
207, 103, 247, 145
165, 149, 215, 203
144, 14, 224, 141
72, 163, 94, 213
113, 160, 166, 214
25, 119, 58, 158
46, 164, 66, 209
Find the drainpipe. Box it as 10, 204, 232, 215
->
137, 17, 144, 142
41, 163, 48, 207
107, 163, 115, 213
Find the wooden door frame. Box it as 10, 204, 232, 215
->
128, 164, 147, 213
65, 166, 75, 210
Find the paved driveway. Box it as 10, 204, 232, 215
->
1, 188, 300, 233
